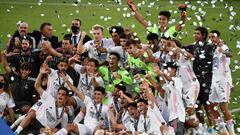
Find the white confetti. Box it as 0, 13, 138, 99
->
62, 24, 66, 27
131, 24, 135, 28
192, 6, 197, 11
123, 7, 128, 11
117, 8, 121, 11
7, 34, 11, 38
126, 13, 131, 18
40, 13, 44, 17
6, 9, 10, 12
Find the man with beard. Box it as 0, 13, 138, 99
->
64, 18, 91, 47
7, 36, 39, 78
30, 22, 59, 49
7, 22, 35, 54
44, 57, 73, 98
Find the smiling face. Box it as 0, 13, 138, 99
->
137, 102, 148, 115
108, 54, 119, 68
20, 69, 31, 79
127, 106, 138, 118
93, 90, 104, 103
209, 32, 219, 45
158, 15, 169, 28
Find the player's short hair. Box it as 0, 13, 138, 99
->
127, 102, 137, 109
210, 30, 220, 37
147, 33, 159, 41
20, 62, 32, 71
57, 57, 69, 64
40, 22, 52, 32
159, 11, 171, 19
88, 58, 99, 67
92, 24, 104, 32
22, 36, 33, 45
62, 37, 72, 44
137, 98, 148, 105
119, 33, 127, 39
195, 27, 208, 41
125, 39, 136, 47
109, 26, 124, 36
115, 83, 126, 92
94, 87, 106, 95
58, 86, 69, 96
109, 52, 120, 61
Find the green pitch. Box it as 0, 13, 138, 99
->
0, 0, 240, 126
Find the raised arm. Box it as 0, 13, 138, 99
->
127, 0, 148, 28
77, 32, 87, 54
42, 41, 63, 57
175, 4, 187, 32
60, 73, 85, 101
35, 64, 49, 96
1, 50, 12, 73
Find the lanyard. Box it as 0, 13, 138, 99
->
143, 117, 150, 132
55, 104, 65, 120
96, 40, 104, 57
108, 67, 117, 84
20, 52, 32, 63
134, 119, 139, 131
93, 101, 103, 121
57, 71, 65, 86
85, 73, 92, 90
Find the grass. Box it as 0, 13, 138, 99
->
0, 0, 240, 130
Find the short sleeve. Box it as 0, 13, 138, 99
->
83, 41, 91, 51
95, 76, 104, 88
74, 64, 82, 74
146, 24, 159, 34
7, 97, 15, 108
83, 95, 92, 106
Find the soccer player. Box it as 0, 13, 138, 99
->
14, 64, 69, 134
77, 24, 114, 64
55, 74, 109, 135
127, 0, 186, 39
98, 52, 132, 94
154, 62, 186, 135
208, 30, 235, 135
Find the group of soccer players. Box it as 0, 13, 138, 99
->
0, 0, 236, 135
